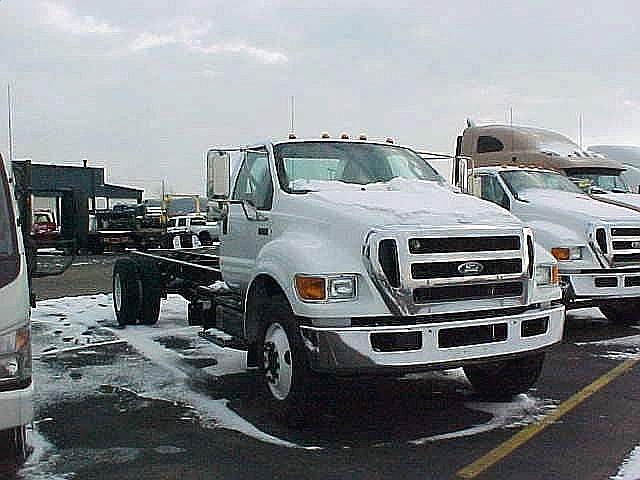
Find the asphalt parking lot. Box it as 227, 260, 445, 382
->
4, 255, 640, 479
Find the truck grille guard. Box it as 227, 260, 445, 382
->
589, 222, 640, 268
363, 225, 533, 317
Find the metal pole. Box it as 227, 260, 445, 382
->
579, 113, 583, 150
290, 95, 295, 134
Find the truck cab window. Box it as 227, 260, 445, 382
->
477, 136, 504, 154
480, 175, 510, 209
178, 218, 187, 227
233, 150, 273, 210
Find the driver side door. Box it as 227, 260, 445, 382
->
221, 147, 273, 293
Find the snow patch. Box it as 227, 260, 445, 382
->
612, 446, 640, 480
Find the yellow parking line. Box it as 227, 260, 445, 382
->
456, 355, 640, 479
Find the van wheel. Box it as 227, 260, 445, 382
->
463, 353, 545, 399
0, 426, 28, 462
257, 296, 314, 424
139, 264, 162, 325
599, 302, 640, 325
113, 259, 141, 326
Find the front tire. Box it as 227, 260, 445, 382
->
113, 259, 141, 326
257, 297, 314, 423
463, 353, 545, 399
599, 302, 640, 325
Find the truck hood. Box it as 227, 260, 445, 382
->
518, 189, 640, 223
591, 193, 640, 212
306, 180, 520, 229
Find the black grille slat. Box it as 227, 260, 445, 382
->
625, 277, 640, 287
612, 228, 640, 237
439, 323, 508, 348
413, 281, 523, 303
408, 236, 520, 254
613, 241, 634, 250
411, 259, 522, 279
613, 253, 640, 264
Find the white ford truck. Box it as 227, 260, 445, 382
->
113, 138, 564, 420
468, 165, 640, 324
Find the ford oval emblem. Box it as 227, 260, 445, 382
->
458, 261, 484, 275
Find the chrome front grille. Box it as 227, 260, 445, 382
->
364, 226, 531, 316
608, 226, 640, 266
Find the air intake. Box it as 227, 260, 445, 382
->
527, 235, 534, 278
378, 239, 400, 288
596, 228, 608, 254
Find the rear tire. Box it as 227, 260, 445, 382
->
139, 264, 162, 325
463, 353, 545, 399
113, 259, 141, 326
0, 426, 28, 463
256, 296, 315, 424
599, 302, 640, 325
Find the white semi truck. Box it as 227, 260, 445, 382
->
113, 137, 564, 420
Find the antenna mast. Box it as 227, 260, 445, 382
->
7, 83, 14, 164
289, 95, 295, 135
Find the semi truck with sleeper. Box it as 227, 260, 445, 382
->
112, 136, 565, 420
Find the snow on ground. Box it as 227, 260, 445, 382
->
612, 446, 640, 480
31, 294, 558, 450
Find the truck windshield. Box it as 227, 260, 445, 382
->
500, 170, 583, 196
568, 172, 630, 193
273, 142, 444, 192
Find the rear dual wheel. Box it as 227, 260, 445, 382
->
113, 259, 161, 326
0, 426, 28, 463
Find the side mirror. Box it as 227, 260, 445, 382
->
499, 193, 511, 210
207, 150, 231, 199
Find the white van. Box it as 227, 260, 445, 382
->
0, 153, 32, 460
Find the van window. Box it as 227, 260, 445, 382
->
477, 136, 504, 154
0, 156, 19, 287
167, 218, 176, 228
178, 218, 187, 227
233, 148, 273, 210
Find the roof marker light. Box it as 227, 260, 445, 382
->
340, 133, 349, 139
288, 133, 297, 139
385, 137, 394, 144
359, 134, 367, 140
321, 132, 330, 139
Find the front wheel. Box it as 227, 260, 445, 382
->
257, 297, 314, 423
463, 353, 545, 399
599, 302, 640, 326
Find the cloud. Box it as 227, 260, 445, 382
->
40, 1, 122, 34
129, 19, 288, 64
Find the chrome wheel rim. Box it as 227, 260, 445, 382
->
264, 322, 293, 401
114, 273, 122, 312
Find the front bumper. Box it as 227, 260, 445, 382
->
300, 305, 564, 374
563, 270, 640, 302
0, 383, 33, 431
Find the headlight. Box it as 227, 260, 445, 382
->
0, 326, 31, 390
295, 275, 357, 302
551, 246, 583, 261
535, 264, 559, 286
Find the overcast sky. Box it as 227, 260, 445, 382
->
1, 0, 639, 195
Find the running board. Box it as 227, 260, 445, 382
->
198, 328, 248, 350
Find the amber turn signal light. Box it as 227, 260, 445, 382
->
551, 247, 570, 261
295, 276, 326, 301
